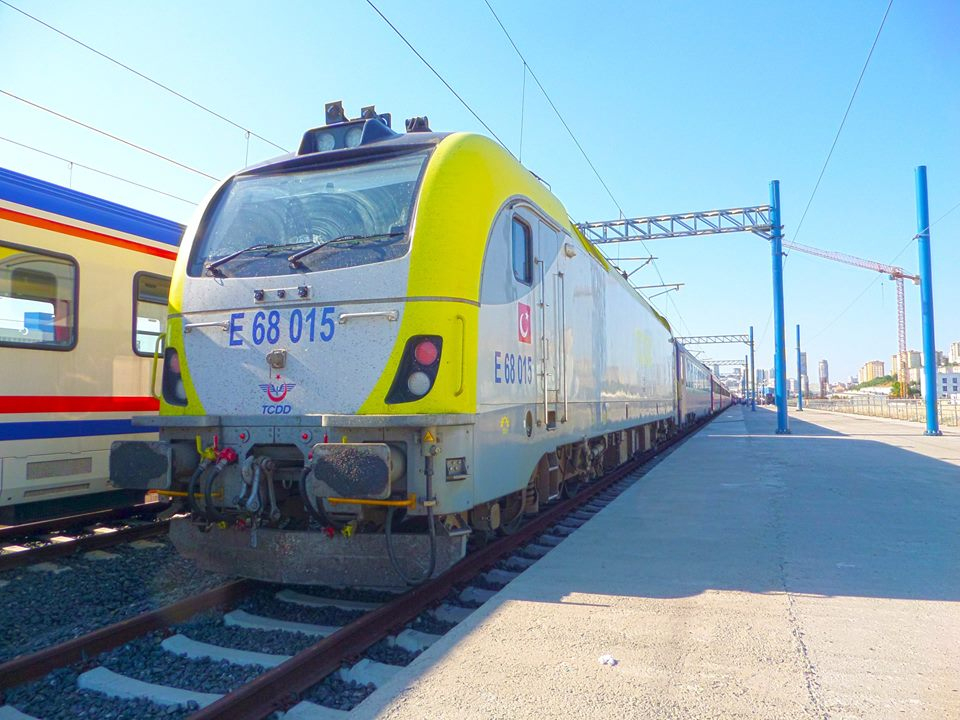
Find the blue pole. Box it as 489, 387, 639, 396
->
916, 166, 941, 435
796, 324, 803, 411
749, 325, 756, 411
770, 180, 789, 433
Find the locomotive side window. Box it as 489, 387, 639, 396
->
512, 218, 532, 285
133, 273, 171, 356
0, 241, 77, 350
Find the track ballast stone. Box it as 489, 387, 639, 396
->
0, 541, 227, 663
99, 635, 263, 693
3, 667, 196, 720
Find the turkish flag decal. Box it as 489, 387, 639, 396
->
518, 302, 532, 344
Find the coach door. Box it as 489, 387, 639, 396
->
536, 219, 565, 429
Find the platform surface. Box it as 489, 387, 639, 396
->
351, 406, 960, 719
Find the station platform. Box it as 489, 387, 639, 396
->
349, 406, 960, 719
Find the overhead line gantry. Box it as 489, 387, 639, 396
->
580, 187, 787, 430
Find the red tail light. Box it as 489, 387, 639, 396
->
386, 335, 443, 404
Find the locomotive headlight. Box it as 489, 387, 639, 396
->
407, 371, 431, 396
315, 132, 336, 151
345, 126, 363, 148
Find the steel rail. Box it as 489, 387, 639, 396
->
189, 413, 716, 720
0, 518, 171, 571
0, 501, 170, 542
0, 579, 255, 690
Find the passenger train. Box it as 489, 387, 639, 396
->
0, 167, 182, 521
110, 104, 731, 586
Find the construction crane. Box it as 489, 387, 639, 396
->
782, 240, 920, 397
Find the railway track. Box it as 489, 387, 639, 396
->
0, 502, 171, 571
0, 416, 710, 720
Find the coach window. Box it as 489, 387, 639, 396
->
512, 217, 532, 285
0, 241, 77, 350
133, 273, 170, 356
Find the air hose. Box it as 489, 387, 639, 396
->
202, 448, 238, 523
186, 462, 209, 516
385, 454, 437, 586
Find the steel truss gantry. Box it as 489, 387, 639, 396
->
582, 187, 787, 430
674, 332, 756, 407
704, 359, 748, 366
675, 334, 749, 345
578, 206, 774, 243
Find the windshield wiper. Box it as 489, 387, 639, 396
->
205, 243, 272, 276
288, 231, 405, 268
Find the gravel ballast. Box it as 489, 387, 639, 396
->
0, 540, 227, 663
3, 668, 196, 720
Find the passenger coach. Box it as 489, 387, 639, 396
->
0, 168, 182, 520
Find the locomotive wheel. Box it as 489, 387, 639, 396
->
498, 491, 525, 535
561, 475, 584, 499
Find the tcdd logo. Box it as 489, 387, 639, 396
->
262, 404, 292, 415
517, 302, 531, 344
259, 375, 295, 414
259, 377, 296, 402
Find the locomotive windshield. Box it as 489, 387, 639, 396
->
188, 150, 429, 278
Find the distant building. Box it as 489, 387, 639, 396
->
950, 341, 960, 365
818, 359, 829, 398
920, 369, 960, 399
890, 350, 922, 377
858, 360, 885, 384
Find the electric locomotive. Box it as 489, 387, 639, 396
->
111, 103, 728, 587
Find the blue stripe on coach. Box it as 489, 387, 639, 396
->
0, 166, 184, 246
0, 419, 158, 441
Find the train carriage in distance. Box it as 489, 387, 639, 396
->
111, 104, 730, 587
0, 167, 182, 521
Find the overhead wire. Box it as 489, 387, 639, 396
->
481, 0, 683, 328
364, 0, 508, 148
758, 0, 894, 350
791, 0, 893, 245
0, 135, 197, 205
0, 0, 289, 153
808, 196, 960, 342
0, 89, 219, 180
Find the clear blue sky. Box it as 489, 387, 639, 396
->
1, 0, 957, 382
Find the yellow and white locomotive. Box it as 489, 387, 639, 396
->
111, 104, 729, 586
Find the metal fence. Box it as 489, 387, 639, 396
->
799, 396, 960, 427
